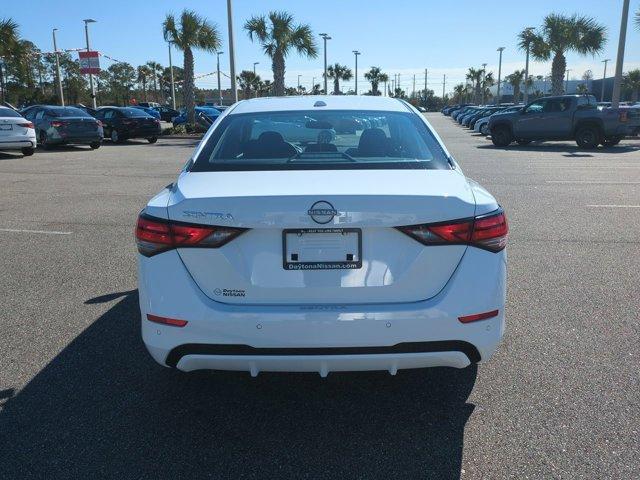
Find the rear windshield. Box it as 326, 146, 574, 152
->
123, 108, 151, 117
191, 109, 449, 172
0, 107, 21, 118
48, 107, 91, 118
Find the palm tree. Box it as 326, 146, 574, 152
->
244, 11, 317, 96
137, 65, 152, 101
0, 18, 21, 101
505, 70, 525, 103
624, 69, 640, 102
237, 70, 261, 99
364, 66, 388, 96
466, 68, 484, 103
325, 63, 352, 95
145, 61, 164, 102
163, 10, 221, 124
527, 13, 606, 95
453, 83, 465, 103
636, 8, 640, 31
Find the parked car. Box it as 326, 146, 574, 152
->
452, 106, 477, 121
72, 104, 98, 117
0, 106, 36, 156
468, 107, 505, 129
131, 105, 161, 119
475, 106, 522, 135
94, 107, 161, 143
21, 105, 103, 149
172, 106, 221, 127
489, 95, 640, 148
137, 102, 161, 108
154, 105, 180, 122
136, 95, 508, 375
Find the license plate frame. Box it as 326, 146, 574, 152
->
0, 124, 13, 131
282, 228, 362, 271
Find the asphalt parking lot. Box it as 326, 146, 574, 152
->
1, 114, 639, 479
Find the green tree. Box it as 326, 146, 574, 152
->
237, 70, 261, 99
453, 83, 465, 103
364, 66, 388, 96
0, 18, 22, 102
466, 67, 484, 103
137, 65, 152, 101
244, 11, 317, 96
163, 10, 221, 123
527, 13, 606, 95
145, 61, 163, 102
505, 70, 525, 102
326, 63, 352, 95
623, 69, 640, 102
105, 62, 136, 105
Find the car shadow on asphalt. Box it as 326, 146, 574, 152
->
1, 291, 477, 479
475, 143, 640, 154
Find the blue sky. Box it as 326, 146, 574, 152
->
4, 0, 640, 94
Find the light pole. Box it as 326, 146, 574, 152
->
522, 27, 535, 105
312, 76, 315, 94
253, 62, 259, 75
52, 28, 65, 106
216, 51, 224, 106
168, 42, 177, 110
352, 50, 360, 95
227, 0, 238, 103
481, 63, 487, 105
320, 33, 331, 94
600, 59, 610, 102
297, 74, 301, 94
496, 47, 505, 105
611, 0, 630, 108
83, 19, 97, 108
565, 69, 571, 93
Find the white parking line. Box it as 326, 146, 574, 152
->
548, 181, 640, 185
586, 205, 640, 208
0, 228, 73, 235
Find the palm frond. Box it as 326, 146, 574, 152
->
244, 16, 268, 43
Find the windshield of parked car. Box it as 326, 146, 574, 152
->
122, 108, 152, 118
191, 109, 450, 171
0, 107, 21, 118
48, 107, 92, 118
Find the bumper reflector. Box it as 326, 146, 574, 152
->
146, 314, 188, 327
458, 309, 499, 324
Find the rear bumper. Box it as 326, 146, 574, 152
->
139, 246, 506, 375
123, 127, 161, 138
0, 138, 36, 149
48, 133, 102, 145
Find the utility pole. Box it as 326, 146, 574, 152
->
496, 47, 505, 105
320, 33, 331, 94
253, 62, 259, 75
412, 74, 416, 98
297, 74, 301, 93
442, 74, 446, 102
611, 0, 630, 108
383, 78, 387, 97
352, 50, 360, 95
397, 73, 401, 92
601, 59, 610, 102
424, 68, 428, 93
216, 51, 224, 106
481, 63, 487, 105
52, 28, 65, 106
565, 69, 571, 93
168, 42, 177, 109
83, 19, 97, 108
312, 76, 315, 93
227, 0, 238, 103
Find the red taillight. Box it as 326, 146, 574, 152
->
51, 120, 66, 128
458, 309, 499, 323
135, 213, 247, 257
397, 208, 508, 252
19, 122, 34, 129
146, 314, 188, 327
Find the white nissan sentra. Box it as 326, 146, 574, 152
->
136, 96, 507, 376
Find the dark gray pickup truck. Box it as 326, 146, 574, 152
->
488, 94, 640, 148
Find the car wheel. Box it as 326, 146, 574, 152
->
21, 147, 35, 156
516, 139, 532, 146
602, 136, 622, 147
575, 126, 601, 149
491, 126, 513, 147
147, 136, 158, 144
90, 141, 101, 149
39, 131, 51, 150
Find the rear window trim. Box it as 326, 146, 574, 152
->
189, 109, 450, 173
